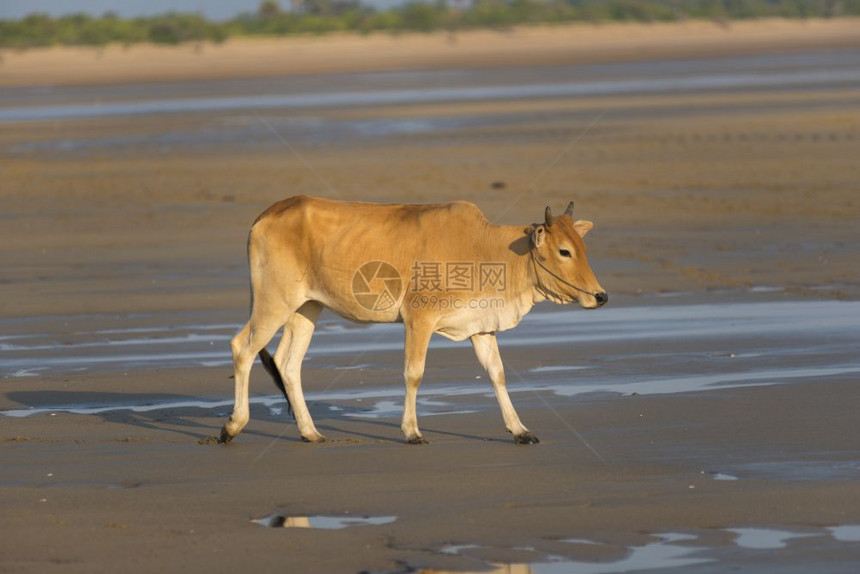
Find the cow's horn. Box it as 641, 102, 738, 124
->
545, 206, 553, 226
564, 201, 574, 217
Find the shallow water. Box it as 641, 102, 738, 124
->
5, 68, 860, 124
2, 300, 857, 377
2, 48, 859, 127
828, 525, 860, 543
251, 512, 396, 530
2, 300, 859, 420
727, 527, 817, 550
709, 472, 739, 482
729, 460, 860, 483
439, 533, 713, 573
433, 524, 860, 573
544, 533, 714, 573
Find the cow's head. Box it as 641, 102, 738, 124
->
529, 201, 607, 309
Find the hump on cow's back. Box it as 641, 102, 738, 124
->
413, 200, 486, 224
252, 196, 487, 230
253, 195, 311, 226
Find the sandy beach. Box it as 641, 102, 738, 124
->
2, 19, 860, 573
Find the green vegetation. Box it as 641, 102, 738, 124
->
1, 0, 858, 49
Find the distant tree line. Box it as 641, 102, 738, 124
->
1, 0, 858, 49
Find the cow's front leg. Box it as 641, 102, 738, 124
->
401, 323, 433, 444
470, 332, 538, 444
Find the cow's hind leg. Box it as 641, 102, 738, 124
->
220, 312, 285, 443
401, 322, 433, 444
272, 301, 326, 443
470, 332, 538, 444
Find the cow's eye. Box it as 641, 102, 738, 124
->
559, 249, 572, 258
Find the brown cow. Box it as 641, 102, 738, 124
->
220, 196, 606, 445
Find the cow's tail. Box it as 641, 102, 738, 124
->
258, 348, 295, 420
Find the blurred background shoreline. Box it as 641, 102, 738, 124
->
3, 0, 859, 46
3, 17, 860, 87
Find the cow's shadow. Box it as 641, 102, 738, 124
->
4, 390, 243, 442
3, 391, 497, 444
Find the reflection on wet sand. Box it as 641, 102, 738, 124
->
251, 512, 396, 530
428, 533, 712, 574
422, 525, 860, 573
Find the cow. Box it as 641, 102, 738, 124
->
220, 195, 606, 445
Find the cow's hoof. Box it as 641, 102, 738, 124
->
514, 432, 540, 445
406, 436, 429, 445
301, 433, 327, 443
218, 426, 234, 444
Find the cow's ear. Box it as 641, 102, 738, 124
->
531, 224, 546, 248
573, 220, 593, 238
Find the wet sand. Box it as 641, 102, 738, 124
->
2, 20, 860, 573
2, 358, 859, 572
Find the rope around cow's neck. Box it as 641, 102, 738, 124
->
531, 252, 598, 298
